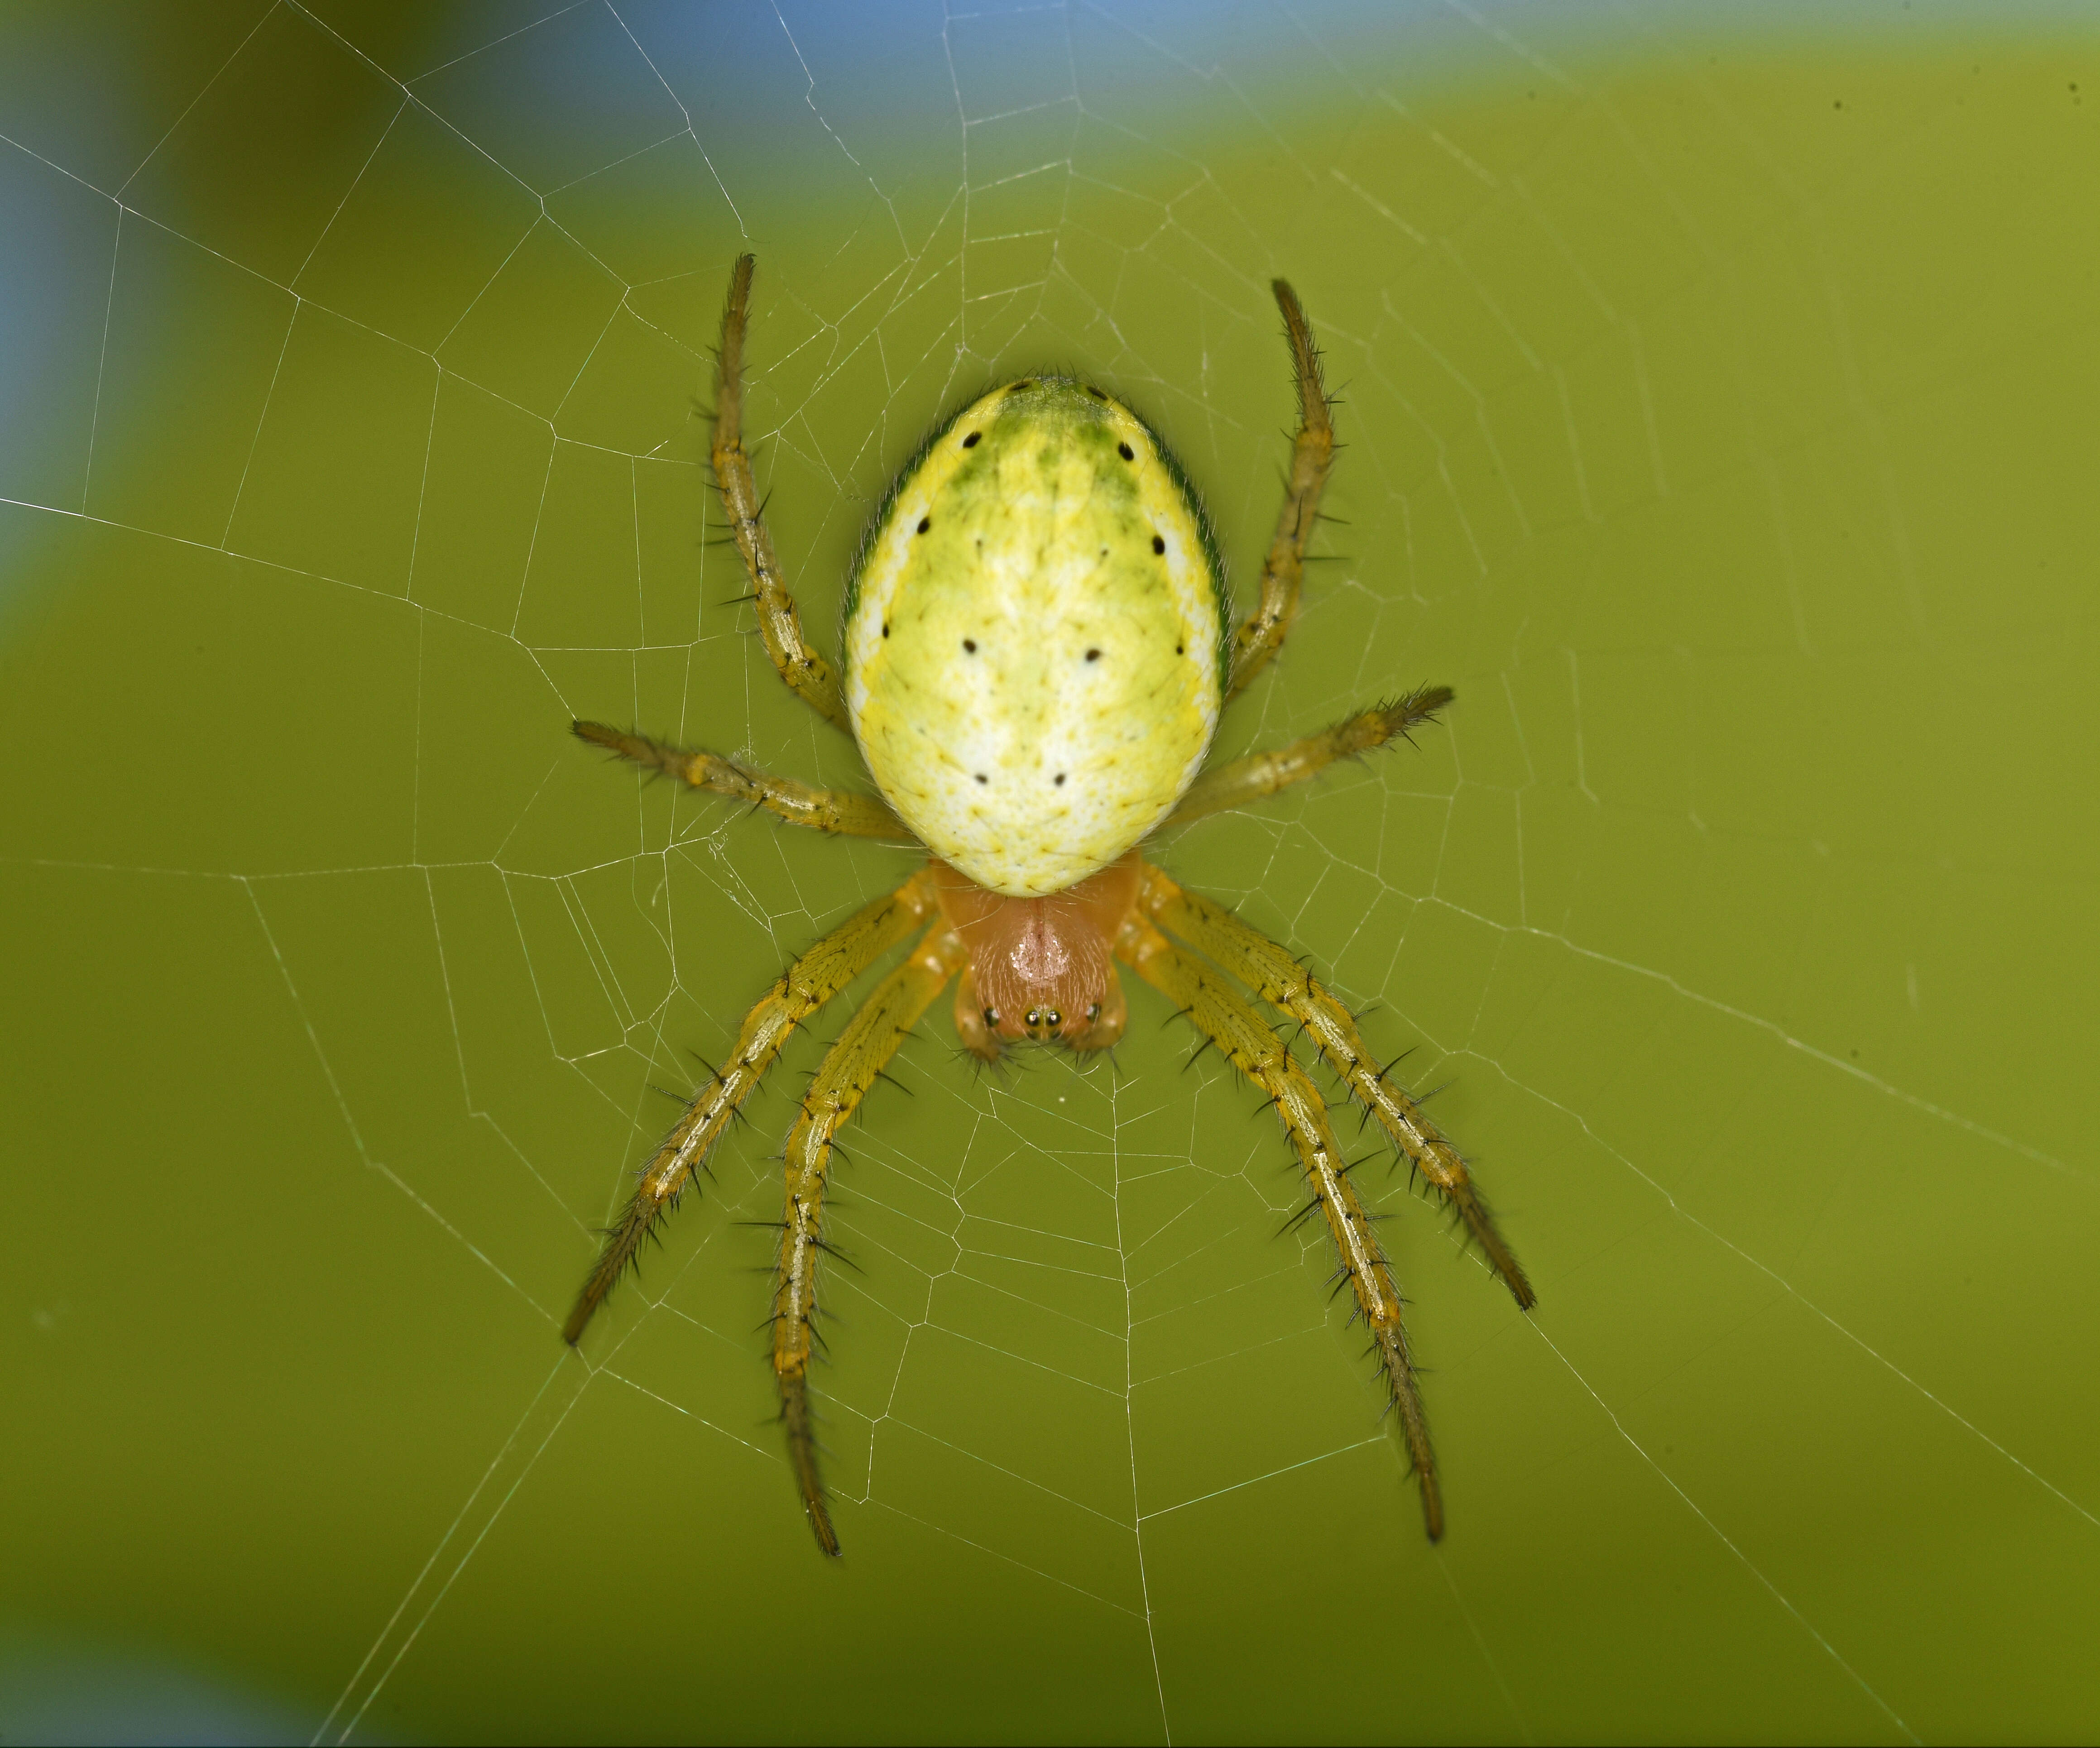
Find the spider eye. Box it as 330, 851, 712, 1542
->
983, 1007, 999, 1025
1026, 1009, 1041, 1027
1086, 1003, 1101, 1023
1045, 1010, 1061, 1028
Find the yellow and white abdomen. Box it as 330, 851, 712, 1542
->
843, 378, 1226, 898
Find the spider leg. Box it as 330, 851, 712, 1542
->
773, 918, 968, 1555
1227, 278, 1337, 700
1114, 910, 1443, 1540
1136, 863, 1534, 1310
1165, 686, 1454, 829
573, 721, 908, 838
562, 868, 939, 1346
712, 254, 850, 732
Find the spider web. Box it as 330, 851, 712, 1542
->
3, 2, 2098, 1742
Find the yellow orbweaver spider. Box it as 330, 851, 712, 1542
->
566, 256, 1535, 1554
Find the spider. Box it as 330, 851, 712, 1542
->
564, 255, 1535, 1555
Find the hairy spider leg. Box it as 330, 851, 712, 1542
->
1139, 863, 1535, 1310
713, 254, 849, 732
1165, 685, 1456, 829
1115, 910, 1443, 1541
773, 919, 970, 1555
1227, 278, 1338, 700
572, 721, 907, 838
562, 869, 940, 1346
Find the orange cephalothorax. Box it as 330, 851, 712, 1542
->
933, 853, 1139, 1053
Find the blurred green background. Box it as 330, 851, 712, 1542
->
3, 2, 2096, 1742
